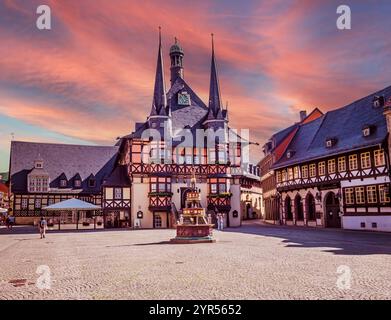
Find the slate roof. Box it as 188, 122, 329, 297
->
103, 165, 131, 187
127, 77, 210, 140
10, 141, 118, 193
272, 124, 298, 148
272, 86, 391, 169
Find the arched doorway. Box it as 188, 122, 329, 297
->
325, 192, 341, 228
306, 193, 316, 221
294, 194, 304, 221
285, 196, 293, 220
246, 203, 252, 219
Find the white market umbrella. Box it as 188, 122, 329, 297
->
43, 198, 101, 211
42, 198, 101, 230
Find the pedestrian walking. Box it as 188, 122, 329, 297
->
220, 213, 225, 231
39, 217, 47, 239
216, 213, 222, 230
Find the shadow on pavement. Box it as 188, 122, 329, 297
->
224, 221, 391, 255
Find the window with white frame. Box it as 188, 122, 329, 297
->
361, 152, 371, 169
379, 184, 390, 203
349, 154, 358, 170
338, 157, 346, 172
293, 166, 299, 179
42, 178, 48, 192
21, 198, 28, 209
344, 188, 354, 205
35, 198, 41, 209
366, 185, 377, 204
318, 162, 325, 176
374, 149, 385, 166
114, 188, 122, 200
287, 168, 293, 180
309, 164, 316, 177
328, 159, 336, 174
210, 178, 227, 194
60, 179, 67, 187
282, 170, 287, 182
355, 187, 365, 204
29, 178, 36, 192
301, 165, 308, 179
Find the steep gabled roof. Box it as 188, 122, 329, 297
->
168, 77, 208, 132
272, 85, 391, 169
10, 141, 118, 193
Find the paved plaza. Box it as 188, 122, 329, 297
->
0, 222, 390, 300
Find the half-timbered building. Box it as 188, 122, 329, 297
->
8, 33, 260, 229
272, 87, 391, 232
259, 109, 323, 224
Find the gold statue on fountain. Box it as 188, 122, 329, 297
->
170, 168, 215, 243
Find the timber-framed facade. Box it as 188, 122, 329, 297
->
8, 33, 260, 229
272, 87, 391, 232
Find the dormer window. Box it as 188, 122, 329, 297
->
286, 150, 295, 159
326, 138, 337, 148
373, 95, 385, 108
74, 180, 81, 188
60, 179, 67, 187
34, 159, 44, 169
88, 179, 96, 188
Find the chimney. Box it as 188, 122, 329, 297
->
299, 110, 307, 122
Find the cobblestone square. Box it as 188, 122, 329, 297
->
0, 222, 390, 300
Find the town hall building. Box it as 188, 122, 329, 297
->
8, 32, 261, 229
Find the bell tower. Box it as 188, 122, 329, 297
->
169, 38, 184, 86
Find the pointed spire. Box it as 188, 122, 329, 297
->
208, 33, 223, 118
150, 26, 167, 117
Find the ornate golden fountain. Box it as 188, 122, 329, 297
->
170, 169, 215, 243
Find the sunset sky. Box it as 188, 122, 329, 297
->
1, 0, 391, 172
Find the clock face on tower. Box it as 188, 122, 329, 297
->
178, 92, 191, 106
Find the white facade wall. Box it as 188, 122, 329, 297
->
229, 183, 241, 227
131, 178, 152, 228
343, 216, 391, 232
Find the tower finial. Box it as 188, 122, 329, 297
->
207, 32, 222, 118
150, 26, 167, 117
174, 36, 177, 44
211, 33, 214, 53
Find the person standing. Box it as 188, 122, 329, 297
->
39, 217, 47, 239
220, 214, 225, 231
216, 213, 221, 230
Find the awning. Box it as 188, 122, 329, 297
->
42, 198, 101, 211
0, 208, 7, 214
